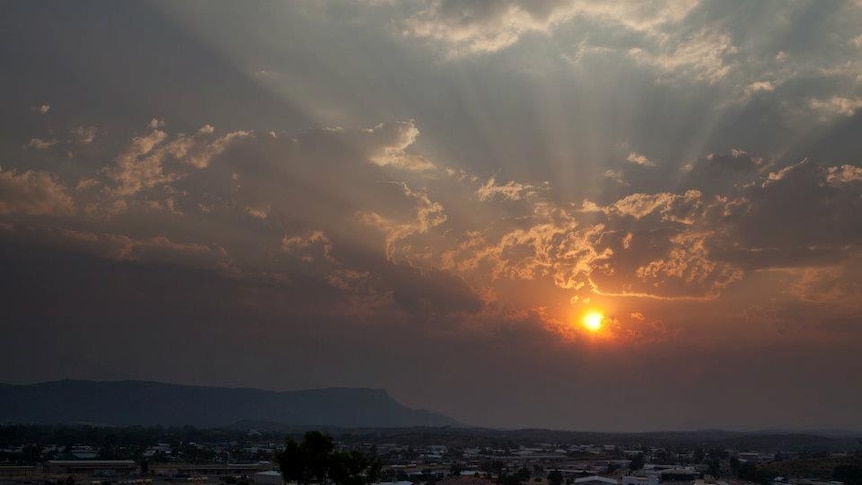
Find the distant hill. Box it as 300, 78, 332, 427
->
0, 380, 461, 428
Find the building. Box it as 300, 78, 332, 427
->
575, 476, 619, 485
658, 468, 699, 481
46, 460, 138, 476
150, 463, 272, 478
253, 471, 283, 485
622, 474, 659, 485
0, 466, 38, 478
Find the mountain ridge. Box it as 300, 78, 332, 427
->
0, 379, 461, 428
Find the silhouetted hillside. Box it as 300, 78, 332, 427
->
0, 380, 460, 428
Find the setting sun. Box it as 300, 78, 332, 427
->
582, 311, 604, 332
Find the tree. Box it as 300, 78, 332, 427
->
482, 460, 504, 476
737, 462, 769, 484
833, 464, 862, 485
707, 458, 720, 477
21, 444, 42, 464
498, 466, 530, 485
330, 449, 381, 485
630, 453, 645, 471
275, 431, 381, 485
303, 431, 335, 485
548, 470, 563, 485
729, 457, 740, 477
279, 439, 305, 484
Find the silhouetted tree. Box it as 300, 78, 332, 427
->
737, 462, 769, 484
548, 470, 563, 485
729, 457, 740, 477
304, 431, 335, 484
707, 458, 721, 477
630, 453, 645, 471
330, 449, 382, 485
482, 460, 504, 476
498, 466, 530, 485
275, 431, 381, 485
279, 439, 305, 484
21, 444, 42, 464
833, 465, 862, 485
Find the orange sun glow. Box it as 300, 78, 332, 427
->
582, 311, 604, 332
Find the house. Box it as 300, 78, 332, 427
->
575, 475, 619, 485
622, 474, 659, 485
254, 471, 283, 485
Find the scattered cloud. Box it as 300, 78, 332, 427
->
5, 114, 862, 314
0, 167, 74, 216
626, 152, 657, 167
401, 0, 699, 57
102, 129, 172, 197
627, 28, 737, 83
809, 96, 862, 119
476, 177, 544, 201
362, 121, 436, 171
785, 256, 862, 306
27, 138, 59, 150
245, 206, 269, 220
744, 80, 776, 96
281, 230, 335, 263
402, 1, 578, 57
102, 124, 250, 198
360, 183, 447, 261
826, 164, 862, 185
71, 126, 99, 145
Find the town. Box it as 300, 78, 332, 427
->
1, 426, 860, 485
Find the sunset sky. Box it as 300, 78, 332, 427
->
2, 0, 861, 432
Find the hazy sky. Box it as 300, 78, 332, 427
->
2, 0, 861, 432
